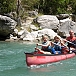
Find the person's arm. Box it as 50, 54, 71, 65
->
37, 41, 50, 47
36, 43, 42, 46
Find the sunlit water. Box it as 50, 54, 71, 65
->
0, 41, 76, 76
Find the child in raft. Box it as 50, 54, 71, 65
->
35, 35, 52, 54
51, 36, 70, 54
50, 36, 62, 54
35, 35, 69, 54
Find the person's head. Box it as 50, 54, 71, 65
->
54, 36, 60, 42
69, 30, 74, 37
42, 35, 48, 42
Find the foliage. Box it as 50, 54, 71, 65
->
15, 25, 21, 32
0, 0, 16, 14
21, 0, 40, 10
38, 0, 76, 14
0, 0, 76, 15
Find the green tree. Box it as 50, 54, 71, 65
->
40, 0, 70, 14
0, 0, 76, 15
0, 0, 16, 15
21, 0, 40, 10
69, 0, 76, 14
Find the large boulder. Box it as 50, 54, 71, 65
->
58, 20, 76, 37
23, 28, 60, 41
0, 15, 17, 39
35, 15, 59, 30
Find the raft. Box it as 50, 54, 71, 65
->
24, 51, 76, 66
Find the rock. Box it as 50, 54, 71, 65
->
59, 18, 71, 23
23, 28, 60, 41
18, 30, 25, 36
36, 15, 59, 30
28, 9, 38, 16
56, 14, 69, 20
18, 30, 25, 39
14, 29, 18, 34
0, 15, 17, 39
30, 24, 38, 31
10, 34, 17, 40
58, 20, 76, 37
37, 28, 59, 39
23, 33, 35, 41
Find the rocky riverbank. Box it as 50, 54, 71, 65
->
0, 14, 76, 42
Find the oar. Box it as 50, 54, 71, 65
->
60, 39, 76, 46
65, 38, 76, 44
64, 40, 76, 53
65, 40, 76, 48
35, 45, 37, 51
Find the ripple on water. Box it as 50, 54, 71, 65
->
0, 65, 16, 72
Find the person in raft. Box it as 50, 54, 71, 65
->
50, 36, 70, 54
60, 39, 70, 54
66, 30, 76, 50
35, 35, 62, 54
50, 36, 62, 54
35, 35, 69, 54
35, 35, 52, 54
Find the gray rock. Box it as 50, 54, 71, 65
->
56, 14, 69, 20
28, 9, 38, 16
0, 15, 17, 38
23, 28, 60, 41
58, 20, 76, 37
36, 15, 59, 30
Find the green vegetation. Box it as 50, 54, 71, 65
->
0, 0, 76, 15
15, 26, 21, 32
0, 0, 16, 14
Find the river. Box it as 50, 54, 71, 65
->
0, 41, 76, 76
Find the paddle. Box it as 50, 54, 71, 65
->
35, 44, 38, 51
59, 38, 76, 47
66, 40, 76, 46
64, 40, 76, 53
65, 40, 76, 50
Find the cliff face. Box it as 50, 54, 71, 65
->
0, 15, 17, 40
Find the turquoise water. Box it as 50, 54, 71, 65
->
0, 41, 76, 76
